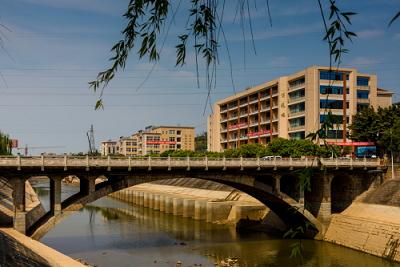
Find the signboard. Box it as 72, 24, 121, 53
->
356, 146, 377, 158
10, 139, 18, 148
228, 123, 247, 130
327, 141, 375, 146
146, 141, 176, 145
247, 129, 271, 137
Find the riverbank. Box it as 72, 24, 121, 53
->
110, 180, 286, 231
0, 228, 86, 267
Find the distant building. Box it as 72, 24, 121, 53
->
101, 125, 195, 156
100, 140, 117, 156
207, 66, 394, 152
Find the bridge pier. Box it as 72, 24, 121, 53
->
307, 173, 333, 226
50, 177, 62, 216
12, 178, 27, 234
80, 176, 95, 195
273, 174, 281, 195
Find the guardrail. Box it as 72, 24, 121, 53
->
0, 155, 384, 170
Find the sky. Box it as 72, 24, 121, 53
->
0, 0, 399, 155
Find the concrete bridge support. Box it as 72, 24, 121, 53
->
12, 178, 27, 234
49, 177, 61, 216
307, 173, 333, 225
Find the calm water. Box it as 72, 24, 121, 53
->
32, 182, 400, 267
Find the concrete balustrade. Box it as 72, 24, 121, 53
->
159, 195, 165, 212
164, 196, 173, 214
194, 200, 207, 220
138, 192, 144, 206
183, 199, 195, 218
148, 193, 154, 209
172, 198, 183, 216
206, 202, 233, 223
143, 192, 150, 208
153, 195, 160, 210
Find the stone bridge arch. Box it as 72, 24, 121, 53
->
27, 172, 322, 240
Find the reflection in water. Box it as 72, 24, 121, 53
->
34, 184, 400, 267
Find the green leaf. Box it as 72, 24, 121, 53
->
95, 99, 104, 110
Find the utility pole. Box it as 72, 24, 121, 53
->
391, 128, 396, 179
87, 125, 96, 155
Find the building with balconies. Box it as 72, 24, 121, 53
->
207, 66, 394, 152
101, 125, 195, 156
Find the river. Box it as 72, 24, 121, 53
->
32, 181, 400, 267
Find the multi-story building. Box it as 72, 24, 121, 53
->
208, 66, 394, 152
101, 125, 195, 156
100, 140, 118, 156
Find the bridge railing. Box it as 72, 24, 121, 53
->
0, 155, 384, 169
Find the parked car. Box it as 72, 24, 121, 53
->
262, 156, 282, 160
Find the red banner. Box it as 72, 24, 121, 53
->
327, 141, 375, 146
228, 123, 247, 130
146, 141, 176, 145
247, 129, 271, 137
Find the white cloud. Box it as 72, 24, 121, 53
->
347, 57, 380, 67
356, 30, 384, 39
227, 24, 322, 42
14, 0, 125, 15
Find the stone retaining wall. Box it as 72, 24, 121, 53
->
0, 228, 85, 267
109, 183, 286, 229
324, 203, 400, 262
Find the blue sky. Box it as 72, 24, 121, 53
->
0, 0, 399, 154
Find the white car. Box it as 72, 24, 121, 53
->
262, 156, 282, 160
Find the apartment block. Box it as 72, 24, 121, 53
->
208, 66, 394, 152
101, 125, 195, 156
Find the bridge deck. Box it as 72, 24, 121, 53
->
0, 156, 384, 171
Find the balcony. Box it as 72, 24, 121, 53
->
288, 110, 305, 117
289, 125, 305, 131
288, 96, 305, 104
357, 85, 370, 90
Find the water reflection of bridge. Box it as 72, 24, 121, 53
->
0, 155, 385, 239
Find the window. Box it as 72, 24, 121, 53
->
320, 100, 348, 109
289, 102, 305, 113
177, 144, 181, 149
169, 137, 175, 142
289, 77, 305, 88
289, 117, 305, 127
177, 137, 181, 142
357, 90, 369, 99
320, 71, 349, 81
289, 89, 305, 100
169, 144, 175, 149
289, 131, 305, 140
126, 142, 131, 146
357, 77, 369, 86
357, 103, 369, 111
177, 130, 181, 135
320, 114, 348, 124
320, 85, 349, 95
321, 130, 344, 139
168, 130, 175, 134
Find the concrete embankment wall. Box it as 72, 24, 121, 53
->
0, 228, 85, 267
0, 177, 46, 229
325, 203, 400, 262
110, 182, 286, 230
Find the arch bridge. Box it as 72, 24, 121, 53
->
0, 155, 385, 239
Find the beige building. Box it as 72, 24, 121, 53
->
101, 125, 195, 156
208, 66, 394, 152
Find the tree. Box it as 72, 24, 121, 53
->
89, 0, 364, 109
349, 104, 400, 156
194, 132, 207, 152
0, 131, 11, 155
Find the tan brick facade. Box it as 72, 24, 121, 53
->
208, 66, 394, 152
